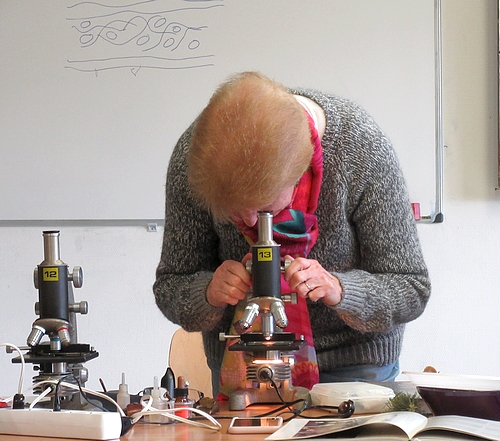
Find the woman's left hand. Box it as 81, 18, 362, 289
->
283, 255, 343, 306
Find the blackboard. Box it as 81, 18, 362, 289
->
0, 0, 437, 221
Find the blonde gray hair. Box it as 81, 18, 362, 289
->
188, 72, 312, 221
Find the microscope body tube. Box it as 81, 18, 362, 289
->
27, 231, 72, 348
234, 212, 289, 337
37, 268, 69, 321
253, 211, 281, 299
251, 244, 281, 300
38, 231, 69, 321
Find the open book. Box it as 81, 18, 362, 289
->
265, 412, 500, 441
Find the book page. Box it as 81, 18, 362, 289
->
422, 415, 500, 441
266, 412, 428, 440
415, 435, 491, 441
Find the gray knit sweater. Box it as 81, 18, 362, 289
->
153, 88, 431, 375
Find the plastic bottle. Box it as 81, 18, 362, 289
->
147, 376, 168, 423
160, 366, 175, 399
174, 376, 194, 419
116, 372, 130, 410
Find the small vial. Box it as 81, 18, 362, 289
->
173, 376, 194, 419
146, 376, 169, 423
116, 373, 130, 410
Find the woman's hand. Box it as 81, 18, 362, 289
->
206, 254, 252, 307
284, 255, 343, 306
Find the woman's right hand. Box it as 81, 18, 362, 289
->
206, 254, 252, 307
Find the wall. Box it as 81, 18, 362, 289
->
399, 0, 500, 375
0, 0, 498, 399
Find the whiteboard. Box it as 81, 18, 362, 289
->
0, 0, 437, 221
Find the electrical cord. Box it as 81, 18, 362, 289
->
52, 374, 109, 413
131, 406, 221, 430
289, 400, 355, 420
28, 386, 53, 409
21, 379, 126, 416
1, 343, 26, 408
227, 370, 355, 423
1, 343, 219, 433
0, 343, 25, 397
53, 375, 72, 411
1, 342, 123, 414
137, 393, 221, 430
27, 379, 220, 431
265, 375, 309, 421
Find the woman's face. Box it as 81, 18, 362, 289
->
230, 185, 295, 227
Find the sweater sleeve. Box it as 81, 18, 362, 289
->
329, 103, 430, 333
153, 127, 228, 332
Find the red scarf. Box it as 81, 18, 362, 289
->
218, 111, 323, 398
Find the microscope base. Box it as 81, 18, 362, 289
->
228, 385, 310, 411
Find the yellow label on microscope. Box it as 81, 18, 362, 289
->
257, 248, 273, 261
43, 267, 59, 281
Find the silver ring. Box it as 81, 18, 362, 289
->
305, 282, 313, 291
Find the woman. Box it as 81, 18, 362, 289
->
153, 71, 431, 397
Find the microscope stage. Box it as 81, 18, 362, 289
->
229, 332, 305, 353
11, 343, 99, 364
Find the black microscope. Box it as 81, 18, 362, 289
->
12, 231, 98, 408
220, 212, 307, 410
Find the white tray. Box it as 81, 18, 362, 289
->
309, 382, 395, 414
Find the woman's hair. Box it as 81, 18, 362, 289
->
187, 71, 313, 221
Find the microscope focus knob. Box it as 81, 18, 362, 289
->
69, 301, 88, 315
282, 259, 292, 272
33, 267, 39, 289
281, 292, 298, 305
70, 266, 83, 288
